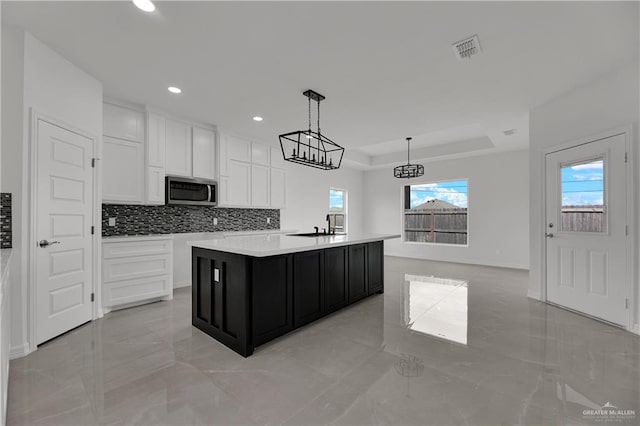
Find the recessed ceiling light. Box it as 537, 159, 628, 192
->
168, 86, 182, 94
133, 0, 155, 13
253, 116, 263, 122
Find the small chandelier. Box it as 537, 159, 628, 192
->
279, 90, 344, 170
394, 137, 424, 179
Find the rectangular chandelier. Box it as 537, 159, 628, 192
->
279, 90, 344, 171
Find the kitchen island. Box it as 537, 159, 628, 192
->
189, 233, 399, 356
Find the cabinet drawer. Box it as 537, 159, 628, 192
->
103, 239, 171, 259
103, 254, 171, 282
104, 275, 171, 307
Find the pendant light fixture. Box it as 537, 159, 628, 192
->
279, 90, 344, 170
394, 137, 424, 178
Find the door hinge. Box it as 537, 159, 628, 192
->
625, 298, 629, 309
624, 152, 628, 163
626, 225, 629, 236
91, 158, 96, 168
91, 293, 95, 302
91, 226, 95, 235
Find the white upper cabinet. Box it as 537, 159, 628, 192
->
270, 146, 286, 169
251, 142, 270, 166
102, 102, 145, 204
192, 127, 216, 180
270, 168, 287, 208
165, 119, 192, 177
227, 160, 251, 206
146, 166, 165, 204
103, 136, 144, 204
227, 135, 251, 163
251, 164, 270, 207
218, 132, 287, 209
146, 113, 166, 168
103, 103, 145, 142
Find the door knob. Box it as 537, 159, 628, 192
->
39, 240, 60, 248
545, 233, 554, 238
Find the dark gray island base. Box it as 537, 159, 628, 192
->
191, 241, 384, 357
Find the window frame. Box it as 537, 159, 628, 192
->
401, 178, 469, 247
329, 187, 347, 234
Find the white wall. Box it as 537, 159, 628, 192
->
363, 150, 530, 269
281, 164, 365, 235
1, 30, 102, 356
1, 24, 25, 358
529, 62, 640, 330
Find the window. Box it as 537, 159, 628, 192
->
328, 188, 346, 233
560, 158, 604, 232
403, 180, 468, 245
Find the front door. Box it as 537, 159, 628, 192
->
35, 118, 94, 344
545, 133, 628, 326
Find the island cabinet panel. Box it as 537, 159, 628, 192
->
192, 248, 252, 357
324, 246, 348, 314
348, 244, 368, 303
192, 240, 387, 357
252, 256, 293, 346
367, 241, 384, 295
293, 250, 324, 328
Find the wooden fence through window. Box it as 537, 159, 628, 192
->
404, 208, 468, 244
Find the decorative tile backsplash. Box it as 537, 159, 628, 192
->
102, 204, 280, 237
1, 193, 12, 249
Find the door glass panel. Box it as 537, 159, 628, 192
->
560, 158, 604, 232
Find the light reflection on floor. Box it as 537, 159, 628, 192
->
402, 274, 468, 345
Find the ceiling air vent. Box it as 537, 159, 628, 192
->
503, 129, 518, 136
452, 35, 482, 60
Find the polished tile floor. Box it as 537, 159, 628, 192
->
7, 257, 640, 425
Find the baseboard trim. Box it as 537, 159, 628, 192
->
174, 281, 191, 289
384, 252, 529, 271
9, 342, 31, 360
527, 290, 542, 301
630, 324, 640, 336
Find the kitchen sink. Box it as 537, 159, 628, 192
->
287, 232, 345, 237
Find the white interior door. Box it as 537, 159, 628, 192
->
36, 119, 94, 345
545, 133, 628, 326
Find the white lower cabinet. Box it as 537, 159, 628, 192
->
0, 257, 10, 425
102, 237, 173, 310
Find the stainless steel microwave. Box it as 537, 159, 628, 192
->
166, 176, 217, 206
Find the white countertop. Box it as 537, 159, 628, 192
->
102, 229, 296, 242
188, 233, 400, 257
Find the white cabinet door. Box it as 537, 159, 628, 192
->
102, 238, 173, 309
192, 127, 216, 179
218, 175, 230, 206
227, 135, 251, 162
218, 133, 229, 176
165, 119, 192, 177
147, 113, 166, 167
104, 103, 144, 142
270, 146, 286, 169
228, 160, 251, 206
251, 142, 270, 166
102, 136, 144, 203
251, 164, 270, 207
147, 166, 165, 204
270, 168, 287, 208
